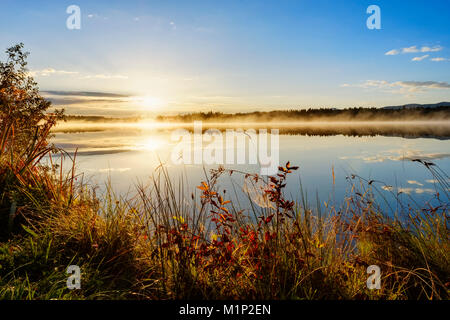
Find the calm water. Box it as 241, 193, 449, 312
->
50, 122, 450, 211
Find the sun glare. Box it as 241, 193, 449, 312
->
134, 96, 165, 110
137, 136, 163, 151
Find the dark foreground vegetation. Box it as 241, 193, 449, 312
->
1, 44, 449, 300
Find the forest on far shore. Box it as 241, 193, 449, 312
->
155, 104, 450, 123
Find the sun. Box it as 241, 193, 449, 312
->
135, 96, 165, 110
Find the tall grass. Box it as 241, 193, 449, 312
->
0, 143, 448, 299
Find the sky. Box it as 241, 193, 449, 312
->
0, 0, 449, 115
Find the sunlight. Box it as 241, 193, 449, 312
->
137, 136, 163, 151
135, 96, 165, 111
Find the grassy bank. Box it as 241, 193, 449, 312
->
0, 153, 448, 299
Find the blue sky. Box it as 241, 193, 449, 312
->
1, 0, 449, 115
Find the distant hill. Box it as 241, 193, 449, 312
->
383, 102, 450, 110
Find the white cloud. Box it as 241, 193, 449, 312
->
30, 68, 79, 77
425, 179, 450, 184
385, 45, 443, 57
29, 68, 129, 81
402, 46, 420, 53
414, 188, 435, 194
341, 80, 450, 94
341, 80, 389, 89
82, 74, 129, 80
431, 57, 448, 62
339, 149, 450, 164
394, 187, 435, 195
411, 54, 429, 61
407, 180, 423, 186
385, 49, 400, 56
398, 80, 450, 89
403, 45, 442, 53
421, 45, 443, 52
87, 13, 107, 20
397, 187, 413, 194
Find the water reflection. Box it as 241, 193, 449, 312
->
49, 121, 450, 210
53, 121, 450, 139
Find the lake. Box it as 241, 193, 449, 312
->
50, 121, 450, 213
